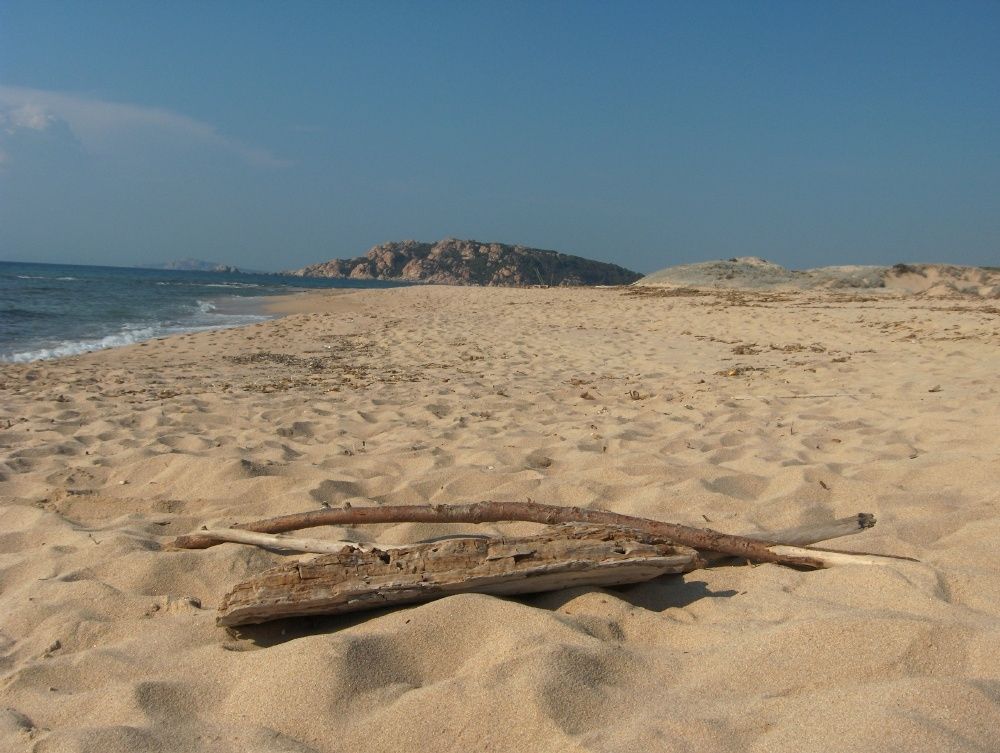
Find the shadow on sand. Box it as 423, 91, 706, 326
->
224, 574, 738, 648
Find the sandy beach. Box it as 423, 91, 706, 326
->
2, 283, 999, 752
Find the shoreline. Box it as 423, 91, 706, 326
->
0, 286, 381, 365
258, 286, 369, 315
0, 259, 418, 365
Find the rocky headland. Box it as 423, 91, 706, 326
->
288, 238, 642, 286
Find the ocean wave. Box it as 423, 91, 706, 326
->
200, 282, 262, 289
2, 326, 160, 363
16, 275, 47, 280
154, 281, 263, 289
57, 276, 78, 281
1, 309, 273, 363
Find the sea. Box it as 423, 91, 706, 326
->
0, 261, 408, 363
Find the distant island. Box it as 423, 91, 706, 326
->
287, 238, 642, 287
140, 258, 241, 273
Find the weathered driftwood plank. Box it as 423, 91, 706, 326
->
217, 524, 698, 627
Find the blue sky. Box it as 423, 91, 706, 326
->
1, 1, 998, 273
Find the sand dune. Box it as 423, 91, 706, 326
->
638, 257, 1000, 297
2, 285, 999, 751
882, 263, 1000, 298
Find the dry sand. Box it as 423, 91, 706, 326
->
1, 284, 999, 752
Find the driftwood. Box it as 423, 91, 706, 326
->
738, 513, 874, 547
172, 501, 877, 569
764, 544, 912, 567
196, 514, 878, 562
217, 524, 698, 627
196, 528, 405, 555
175, 506, 899, 627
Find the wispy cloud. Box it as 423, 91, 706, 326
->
0, 85, 288, 167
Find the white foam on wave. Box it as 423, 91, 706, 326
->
3, 325, 160, 363
13, 274, 77, 281
155, 281, 261, 289
1, 308, 272, 363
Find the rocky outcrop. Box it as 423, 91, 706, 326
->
288, 239, 641, 287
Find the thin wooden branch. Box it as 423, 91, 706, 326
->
739, 513, 876, 547
766, 545, 911, 567
203, 530, 904, 570
697, 513, 881, 567
197, 529, 407, 555
197, 514, 875, 560
171, 501, 876, 569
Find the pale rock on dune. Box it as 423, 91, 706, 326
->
638, 256, 1000, 297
